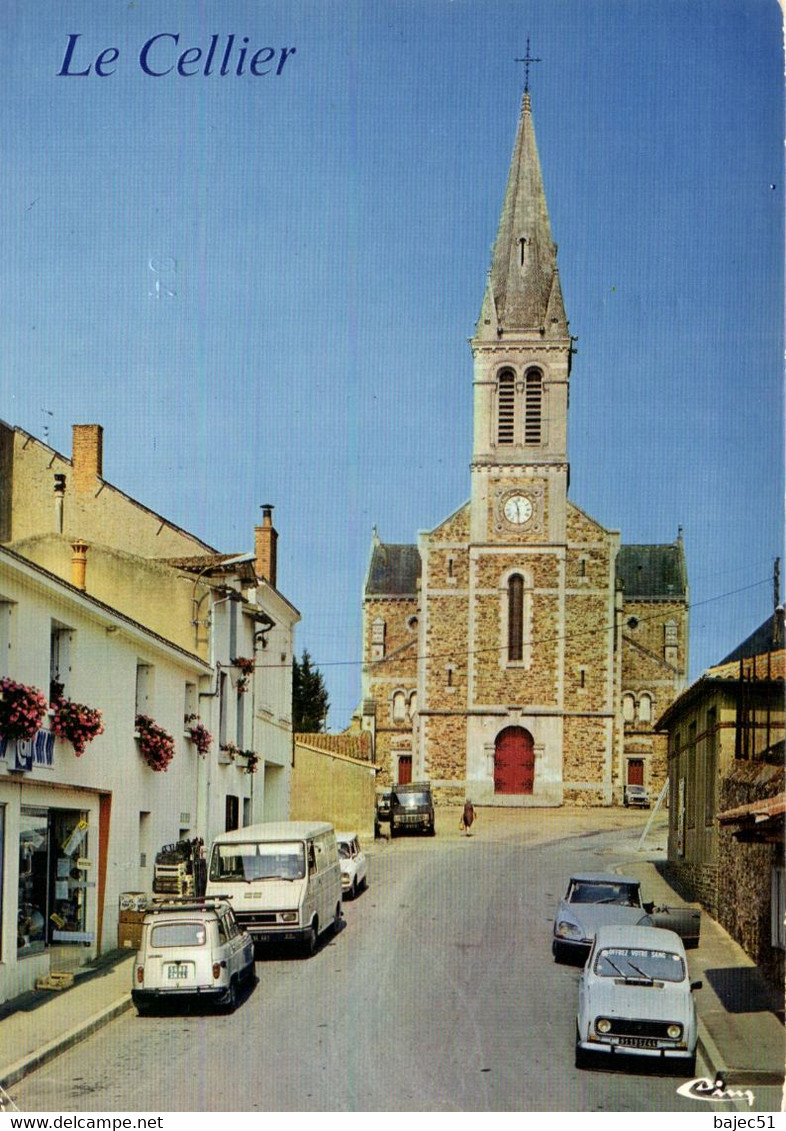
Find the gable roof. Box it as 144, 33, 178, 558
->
616, 542, 687, 600
364, 543, 421, 598
719, 614, 784, 664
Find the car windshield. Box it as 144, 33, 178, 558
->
150, 921, 207, 948
594, 946, 685, 982
567, 880, 641, 907
209, 841, 305, 882
394, 791, 430, 808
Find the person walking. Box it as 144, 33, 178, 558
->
460, 799, 476, 836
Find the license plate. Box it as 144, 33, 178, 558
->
618, 1037, 660, 1049
167, 963, 190, 979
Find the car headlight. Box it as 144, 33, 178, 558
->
666, 1023, 683, 1040
555, 919, 584, 940
280, 912, 298, 923
595, 1018, 612, 1035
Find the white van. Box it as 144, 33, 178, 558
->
205, 822, 342, 956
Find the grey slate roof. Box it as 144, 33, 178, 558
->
616, 543, 687, 600
365, 543, 421, 598
719, 615, 783, 664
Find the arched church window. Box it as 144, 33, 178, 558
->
497, 369, 515, 444
524, 370, 543, 444
638, 692, 653, 723
508, 574, 524, 662
622, 692, 635, 722
392, 690, 407, 723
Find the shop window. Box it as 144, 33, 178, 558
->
18, 807, 89, 955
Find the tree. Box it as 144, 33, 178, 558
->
292, 650, 330, 733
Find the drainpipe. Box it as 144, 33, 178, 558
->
54, 474, 66, 533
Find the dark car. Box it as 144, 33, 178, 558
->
389, 782, 435, 837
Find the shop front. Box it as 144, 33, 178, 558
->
1, 784, 103, 1001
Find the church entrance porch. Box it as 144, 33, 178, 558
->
494, 727, 535, 794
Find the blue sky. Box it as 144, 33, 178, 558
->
1, 0, 783, 728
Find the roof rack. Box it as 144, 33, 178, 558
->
146, 895, 233, 914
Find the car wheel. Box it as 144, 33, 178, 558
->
360, 875, 368, 892
303, 920, 318, 957
351, 879, 358, 900
333, 902, 342, 935
390, 823, 398, 838
221, 977, 238, 1013
135, 1001, 153, 1017
427, 823, 435, 837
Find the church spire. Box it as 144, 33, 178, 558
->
475, 88, 567, 340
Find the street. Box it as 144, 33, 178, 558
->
10, 811, 714, 1112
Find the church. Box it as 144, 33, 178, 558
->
361, 85, 688, 807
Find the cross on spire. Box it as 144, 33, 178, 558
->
515, 37, 541, 94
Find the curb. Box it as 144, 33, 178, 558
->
697, 1018, 784, 1086
0, 994, 133, 1091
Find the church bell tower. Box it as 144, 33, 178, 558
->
470, 88, 572, 548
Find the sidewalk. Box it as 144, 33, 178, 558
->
0, 949, 134, 1095
621, 854, 785, 1090
0, 811, 783, 1101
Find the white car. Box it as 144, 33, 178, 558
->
336, 833, 368, 899
576, 924, 701, 1071
132, 897, 255, 1014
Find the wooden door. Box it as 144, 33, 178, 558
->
494, 727, 535, 794
627, 759, 644, 785
397, 755, 412, 785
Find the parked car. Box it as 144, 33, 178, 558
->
624, 784, 651, 809
553, 874, 652, 962
552, 873, 701, 962
389, 782, 435, 837
132, 896, 255, 1014
374, 791, 391, 838
575, 924, 701, 1071
336, 832, 368, 899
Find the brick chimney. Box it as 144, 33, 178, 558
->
72, 424, 103, 492
71, 540, 89, 591
255, 505, 278, 588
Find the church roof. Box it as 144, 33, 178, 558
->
616, 542, 687, 600
364, 543, 421, 598
475, 92, 567, 339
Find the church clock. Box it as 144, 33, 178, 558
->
503, 494, 533, 525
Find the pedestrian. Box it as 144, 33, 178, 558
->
460, 799, 476, 836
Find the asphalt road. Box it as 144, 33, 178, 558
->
10, 810, 706, 1112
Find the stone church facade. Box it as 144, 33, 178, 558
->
361, 91, 688, 807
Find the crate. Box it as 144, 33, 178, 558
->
35, 971, 75, 991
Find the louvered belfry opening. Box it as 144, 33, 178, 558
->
497, 369, 515, 443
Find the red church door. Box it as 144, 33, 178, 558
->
494, 727, 535, 794
627, 759, 644, 786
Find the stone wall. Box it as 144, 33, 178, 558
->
717, 762, 784, 990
